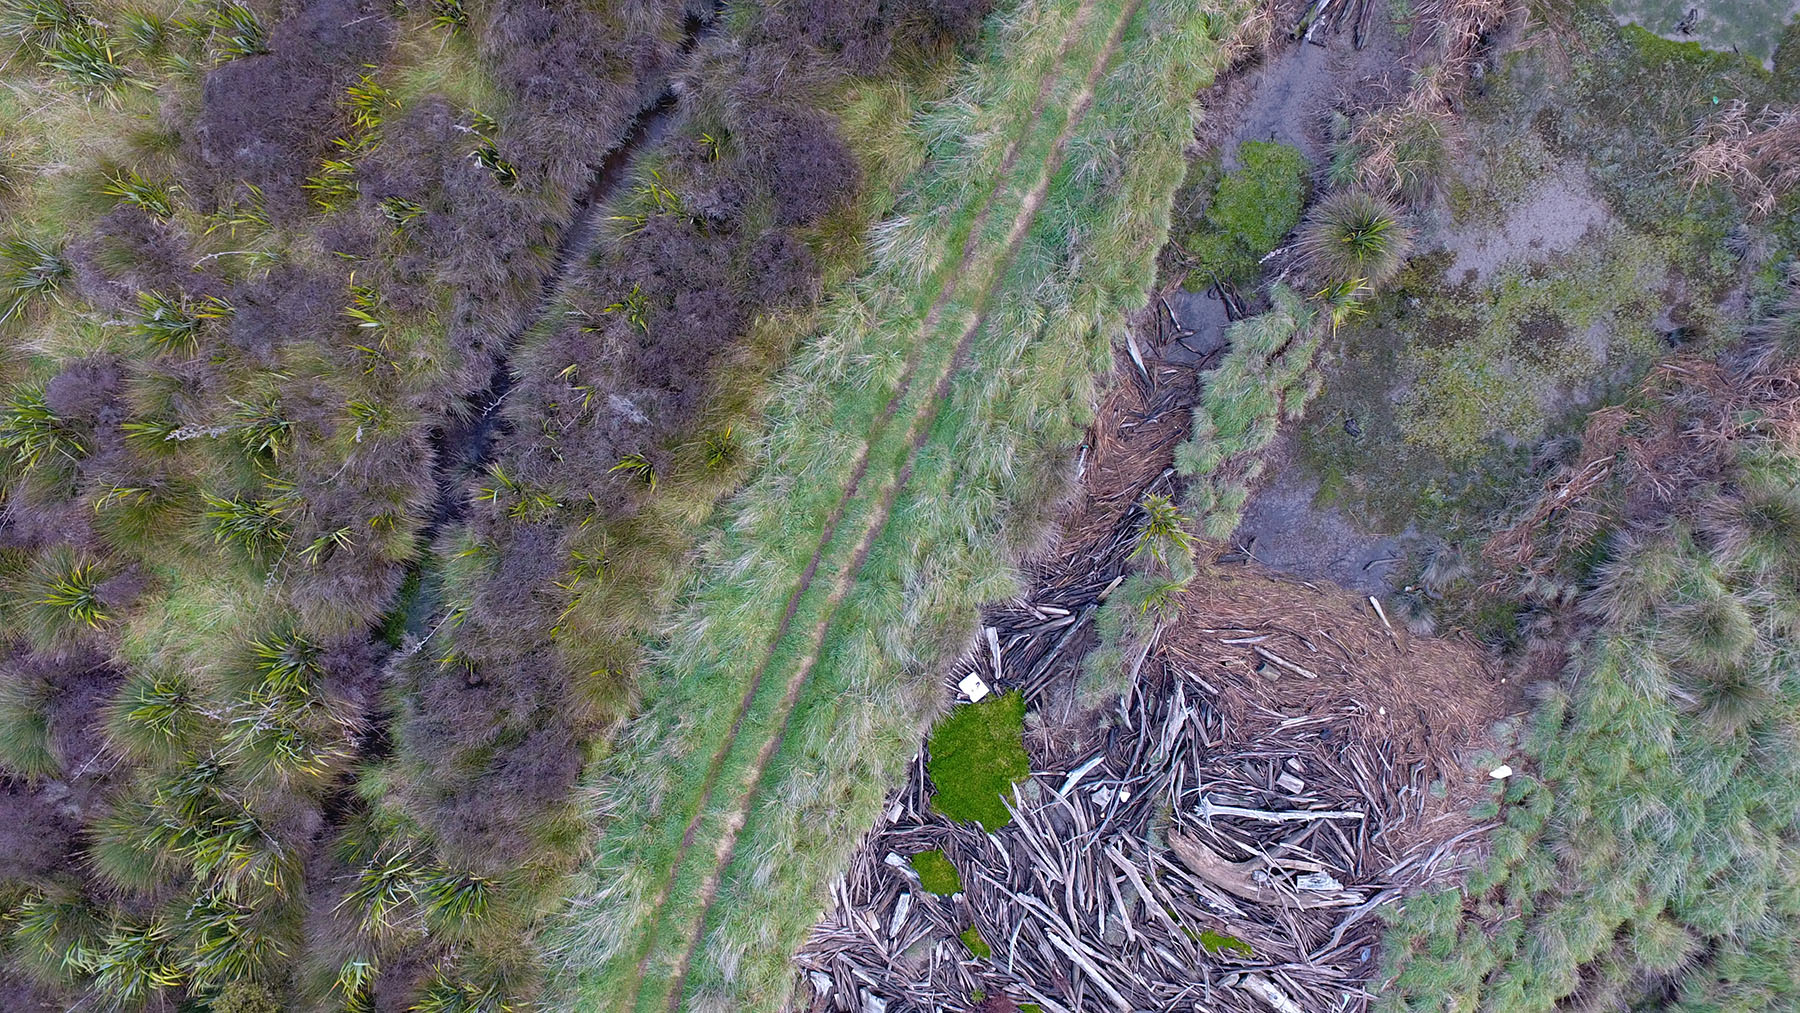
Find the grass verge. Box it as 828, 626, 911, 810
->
543, 0, 1255, 1007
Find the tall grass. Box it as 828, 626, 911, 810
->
1377, 344, 1800, 1009
1175, 284, 1325, 537
543, 0, 1255, 1007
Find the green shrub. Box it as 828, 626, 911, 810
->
211, 981, 281, 1013
1185, 140, 1308, 286
0, 237, 69, 325
927, 691, 1029, 831
909, 849, 962, 895
1297, 188, 1413, 285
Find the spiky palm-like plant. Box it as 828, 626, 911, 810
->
21, 551, 111, 639
204, 1, 264, 59
203, 491, 292, 562
1130, 493, 1193, 569
1297, 189, 1414, 286
11, 888, 104, 983
181, 892, 282, 989
422, 869, 496, 940
609, 453, 657, 491
89, 918, 184, 1005
339, 849, 427, 941
0, 236, 70, 325
0, 383, 85, 468
101, 168, 179, 219
0, 0, 86, 48
106, 669, 203, 761
133, 290, 229, 353
40, 27, 134, 96
248, 632, 321, 696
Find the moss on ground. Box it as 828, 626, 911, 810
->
1199, 929, 1254, 956
1399, 229, 1673, 461
1182, 140, 1309, 287
927, 690, 1030, 830
909, 849, 963, 895
959, 925, 993, 959
1289, 1, 1784, 638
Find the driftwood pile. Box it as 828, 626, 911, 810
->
795, 640, 1494, 1013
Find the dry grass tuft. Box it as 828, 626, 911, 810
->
1684, 101, 1800, 219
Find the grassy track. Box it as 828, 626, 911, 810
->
542, 0, 1251, 1007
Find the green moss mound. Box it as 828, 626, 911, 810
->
959, 925, 993, 960
1185, 140, 1309, 286
909, 849, 963, 895
1199, 929, 1253, 956
927, 691, 1029, 830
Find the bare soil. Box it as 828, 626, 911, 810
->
1232, 431, 1407, 595
1440, 161, 1613, 284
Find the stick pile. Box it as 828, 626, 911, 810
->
796, 646, 1494, 1013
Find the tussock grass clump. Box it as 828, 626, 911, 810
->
1379, 331, 1800, 1010
1296, 188, 1413, 286
1177, 285, 1323, 537
927, 691, 1029, 830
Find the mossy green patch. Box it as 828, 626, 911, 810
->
927, 690, 1029, 830
1289, 1, 1774, 640
1199, 929, 1254, 956
959, 925, 992, 960
1399, 230, 1671, 461
1611, 3, 1792, 68
1183, 140, 1309, 287
909, 849, 962, 895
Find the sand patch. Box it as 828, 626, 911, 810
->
1443, 163, 1612, 284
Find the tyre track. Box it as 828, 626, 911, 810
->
604, 0, 1120, 1007
655, 0, 1150, 1004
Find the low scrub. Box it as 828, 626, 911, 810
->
1379, 278, 1800, 1009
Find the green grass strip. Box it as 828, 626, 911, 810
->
539, 0, 1132, 1004
540, 0, 1250, 1006
681, 1, 1247, 1003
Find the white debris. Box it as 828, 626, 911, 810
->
1490, 764, 1513, 779
958, 671, 991, 702
1297, 871, 1345, 892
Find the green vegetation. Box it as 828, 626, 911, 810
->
1291, 1, 1785, 647
0, 0, 975, 1002
1199, 928, 1253, 956
927, 691, 1030, 830
1297, 189, 1413, 286
1380, 417, 1800, 1010
959, 925, 993, 959
910, 849, 964, 895
1183, 140, 1309, 286
545, 0, 1253, 1006
1179, 285, 1325, 536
